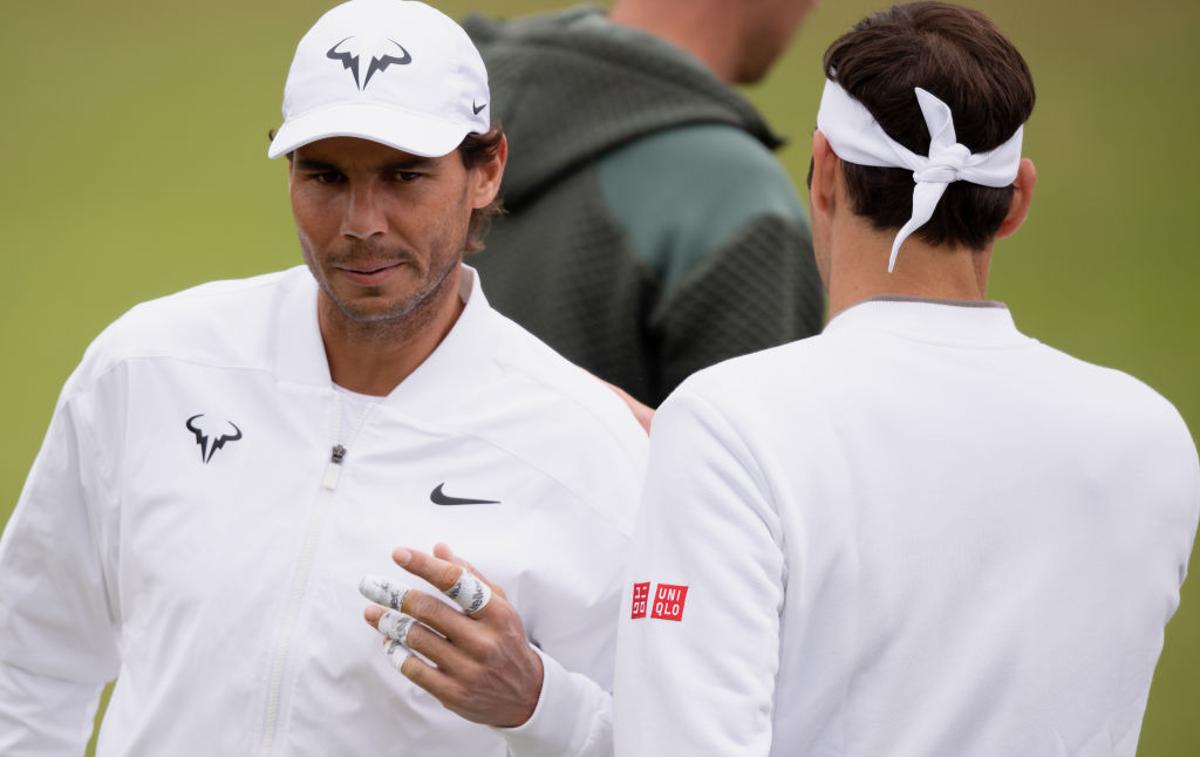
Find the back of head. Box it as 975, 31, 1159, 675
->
824, 2, 1035, 250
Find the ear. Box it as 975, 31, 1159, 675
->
995, 158, 1036, 240
810, 130, 840, 218
468, 133, 508, 210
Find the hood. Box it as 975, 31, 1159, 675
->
463, 5, 784, 208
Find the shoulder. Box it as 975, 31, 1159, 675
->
598, 124, 809, 292
600, 124, 805, 223
1037, 345, 1195, 445
652, 335, 832, 446
673, 335, 834, 405
469, 309, 650, 530
644, 342, 828, 520
66, 268, 304, 395
488, 310, 649, 464
1025, 345, 1199, 519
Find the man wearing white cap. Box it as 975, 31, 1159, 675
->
0, 1, 644, 755
614, 3, 1199, 756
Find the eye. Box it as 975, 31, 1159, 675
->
393, 170, 423, 183
313, 171, 345, 185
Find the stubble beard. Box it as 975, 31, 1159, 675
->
301, 234, 464, 346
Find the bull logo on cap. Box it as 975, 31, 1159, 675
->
326, 36, 412, 90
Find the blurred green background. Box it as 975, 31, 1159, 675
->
1, 0, 1196, 753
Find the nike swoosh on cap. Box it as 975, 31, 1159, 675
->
430, 483, 500, 506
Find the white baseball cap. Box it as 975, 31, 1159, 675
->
267, 0, 490, 160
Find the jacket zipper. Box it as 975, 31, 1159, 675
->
323, 444, 348, 490
256, 392, 369, 756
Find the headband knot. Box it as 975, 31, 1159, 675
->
816, 80, 1024, 272
914, 142, 970, 183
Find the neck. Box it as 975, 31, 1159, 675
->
609, 0, 742, 83
318, 264, 465, 397
826, 222, 992, 318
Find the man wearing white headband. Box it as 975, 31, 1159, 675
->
614, 3, 1198, 756
0, 1, 645, 755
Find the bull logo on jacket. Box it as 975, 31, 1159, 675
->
185, 414, 243, 464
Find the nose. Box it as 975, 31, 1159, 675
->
341, 182, 388, 240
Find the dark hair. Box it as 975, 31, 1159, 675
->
822, 2, 1035, 250
266, 125, 507, 254
458, 126, 506, 254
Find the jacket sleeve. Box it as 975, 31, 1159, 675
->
0, 380, 123, 754
495, 646, 613, 757
492, 504, 628, 757
649, 215, 823, 404
494, 428, 644, 757
613, 388, 785, 756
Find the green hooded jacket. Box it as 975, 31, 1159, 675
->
464, 6, 823, 404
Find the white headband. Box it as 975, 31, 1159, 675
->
816, 79, 1024, 272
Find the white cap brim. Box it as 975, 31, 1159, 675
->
267, 102, 473, 159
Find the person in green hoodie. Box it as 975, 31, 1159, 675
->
463, 0, 823, 405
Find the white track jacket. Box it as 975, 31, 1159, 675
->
0, 265, 646, 756
614, 298, 1199, 757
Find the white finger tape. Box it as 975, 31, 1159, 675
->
378, 609, 415, 647
445, 567, 492, 615
385, 639, 410, 671
359, 574, 410, 611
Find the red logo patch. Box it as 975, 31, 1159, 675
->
630, 581, 650, 619
650, 583, 688, 622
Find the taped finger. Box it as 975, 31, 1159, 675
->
359, 574, 410, 610
434, 544, 507, 600
376, 609, 416, 647
385, 639, 411, 671
446, 567, 492, 616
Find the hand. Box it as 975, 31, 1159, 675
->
361, 543, 544, 728
602, 380, 654, 433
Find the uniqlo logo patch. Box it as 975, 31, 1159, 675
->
650, 583, 688, 621
630, 582, 650, 619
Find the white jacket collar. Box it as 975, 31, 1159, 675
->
824, 296, 1033, 348
272, 264, 502, 417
